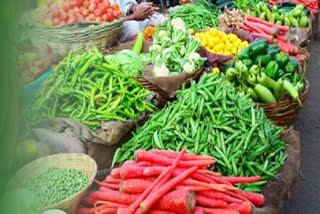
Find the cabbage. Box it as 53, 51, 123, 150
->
106, 50, 144, 76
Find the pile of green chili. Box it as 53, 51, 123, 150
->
29, 47, 155, 130
112, 73, 286, 192
165, 0, 221, 31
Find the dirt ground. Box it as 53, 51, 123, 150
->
284, 27, 320, 213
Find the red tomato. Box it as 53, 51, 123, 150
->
69, 1, 77, 9
52, 9, 61, 19
88, 3, 96, 12
76, 0, 84, 7
102, 14, 108, 21
95, 17, 103, 22
60, 20, 67, 25
81, 7, 89, 16
77, 13, 84, 20
73, 7, 80, 13
112, 3, 120, 11
107, 9, 114, 21
94, 0, 101, 4
93, 9, 102, 17
63, 2, 71, 12
97, 2, 106, 10
114, 10, 122, 18
104, 0, 111, 8
88, 13, 96, 21
83, 0, 90, 8
85, 16, 91, 21
52, 18, 60, 26
60, 11, 69, 21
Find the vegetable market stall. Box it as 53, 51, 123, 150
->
14, 0, 320, 213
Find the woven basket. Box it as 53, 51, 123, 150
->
9, 153, 97, 214
258, 80, 309, 127
25, 14, 123, 62
179, 0, 194, 4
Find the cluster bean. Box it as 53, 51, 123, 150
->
24, 167, 88, 207
113, 73, 286, 192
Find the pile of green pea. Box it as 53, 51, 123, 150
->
24, 167, 88, 207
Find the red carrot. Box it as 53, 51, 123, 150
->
193, 207, 205, 214
89, 190, 140, 204
221, 176, 261, 184
175, 185, 211, 191
244, 22, 266, 34
120, 166, 164, 179
236, 191, 265, 207
140, 166, 199, 213
199, 190, 242, 204
137, 161, 153, 166
104, 176, 121, 184
247, 21, 279, 36
155, 189, 195, 214
182, 179, 237, 192
228, 202, 252, 214
96, 207, 118, 214
277, 40, 291, 54
246, 15, 288, 32
149, 149, 213, 161
120, 179, 154, 194
277, 34, 287, 43
126, 149, 187, 214
95, 180, 119, 190
124, 166, 172, 214
111, 168, 121, 178
99, 187, 114, 192
204, 208, 240, 214
95, 201, 127, 208
82, 196, 99, 206
195, 195, 227, 208
251, 32, 275, 43
136, 150, 214, 168
148, 211, 176, 214
198, 169, 221, 177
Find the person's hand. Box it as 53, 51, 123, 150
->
132, 3, 153, 20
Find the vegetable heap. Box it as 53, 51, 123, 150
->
248, 3, 310, 27
113, 73, 286, 191
29, 47, 155, 130
195, 29, 250, 56
219, 8, 246, 29
226, 38, 304, 103
148, 18, 205, 76
31, 0, 122, 26
24, 167, 88, 207
269, 0, 319, 12
239, 16, 300, 56
165, 0, 221, 31
80, 149, 265, 214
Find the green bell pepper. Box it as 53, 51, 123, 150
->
278, 69, 285, 78
255, 55, 272, 66
265, 61, 279, 80
242, 59, 253, 68
285, 61, 297, 73
238, 47, 251, 60
250, 39, 268, 57
274, 52, 289, 68
267, 44, 281, 58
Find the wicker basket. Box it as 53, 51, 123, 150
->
9, 153, 97, 214
179, 0, 194, 4
24, 14, 123, 62
258, 80, 309, 127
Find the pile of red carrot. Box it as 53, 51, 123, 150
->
269, 0, 319, 12
240, 15, 299, 56
78, 149, 265, 214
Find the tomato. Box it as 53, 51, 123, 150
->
77, 13, 84, 20
73, 7, 80, 13
52, 17, 60, 26
93, 9, 102, 17
63, 2, 71, 12
60, 20, 67, 25
94, 0, 101, 4
114, 10, 122, 18
43, 18, 53, 26
52, 9, 61, 19
76, 0, 84, 7
83, 0, 90, 8
88, 3, 96, 12
112, 3, 120, 11
60, 11, 69, 21
95, 17, 103, 22
104, 0, 111, 8
81, 7, 89, 16
69, 1, 77, 9
107, 9, 114, 21
102, 14, 108, 21
88, 13, 96, 21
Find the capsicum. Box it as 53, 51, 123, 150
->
249, 65, 260, 75
242, 59, 253, 68
285, 57, 299, 73
267, 44, 281, 58
248, 74, 257, 86
265, 61, 279, 80
254, 55, 272, 66
274, 52, 289, 68
238, 47, 251, 60
226, 67, 238, 81
250, 39, 268, 57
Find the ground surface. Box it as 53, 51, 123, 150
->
284, 27, 320, 213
